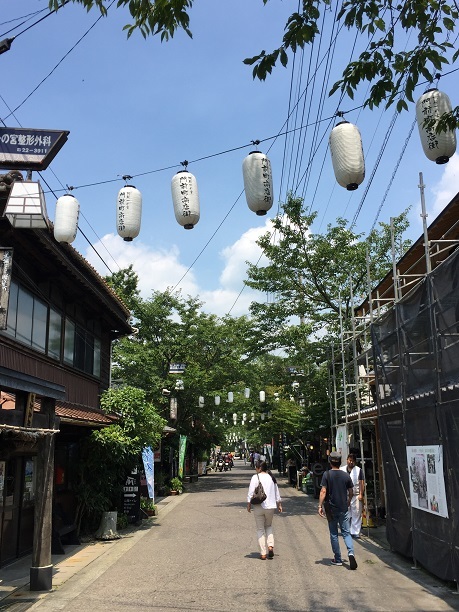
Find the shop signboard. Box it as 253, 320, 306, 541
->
122, 471, 140, 523
0, 127, 69, 170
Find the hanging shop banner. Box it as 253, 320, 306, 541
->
142, 447, 155, 501
335, 425, 348, 464
406, 445, 448, 518
0, 248, 12, 330
178, 435, 187, 479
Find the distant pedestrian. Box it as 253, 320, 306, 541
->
340, 453, 365, 538
247, 460, 282, 560
318, 451, 357, 570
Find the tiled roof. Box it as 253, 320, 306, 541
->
0, 391, 117, 427
56, 402, 118, 426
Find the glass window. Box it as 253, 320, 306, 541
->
93, 337, 101, 377
16, 287, 33, 345
74, 325, 86, 371
64, 319, 75, 364
32, 298, 47, 352
48, 308, 62, 360
6, 281, 18, 336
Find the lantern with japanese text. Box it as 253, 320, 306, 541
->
329, 121, 365, 190
242, 151, 273, 215
54, 193, 79, 244
117, 185, 142, 241
171, 171, 200, 229
416, 88, 457, 164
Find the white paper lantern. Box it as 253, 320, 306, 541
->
117, 185, 142, 241
329, 121, 365, 190
214, 395, 221, 406
244, 388, 250, 399
242, 151, 274, 215
171, 171, 200, 229
54, 194, 80, 243
259, 390, 266, 403
227, 392, 233, 403
416, 88, 457, 164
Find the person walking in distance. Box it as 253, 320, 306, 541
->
247, 460, 282, 560
318, 451, 357, 569
341, 453, 365, 538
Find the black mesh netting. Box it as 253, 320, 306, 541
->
371, 247, 459, 582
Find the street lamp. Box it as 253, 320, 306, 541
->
0, 38, 14, 55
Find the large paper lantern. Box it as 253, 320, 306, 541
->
242, 151, 273, 215
171, 171, 200, 229
329, 121, 365, 190
54, 194, 80, 243
416, 88, 457, 164
117, 185, 142, 241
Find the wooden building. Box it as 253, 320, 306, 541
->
0, 171, 132, 589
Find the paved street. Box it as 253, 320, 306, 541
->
27, 462, 457, 611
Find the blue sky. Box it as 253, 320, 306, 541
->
2, 1, 458, 316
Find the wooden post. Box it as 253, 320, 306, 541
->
30, 397, 56, 591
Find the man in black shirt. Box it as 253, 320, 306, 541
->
318, 451, 357, 569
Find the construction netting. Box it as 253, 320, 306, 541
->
372, 246, 459, 583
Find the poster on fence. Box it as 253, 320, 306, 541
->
406, 445, 448, 518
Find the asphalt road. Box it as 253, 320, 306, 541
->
30, 462, 458, 611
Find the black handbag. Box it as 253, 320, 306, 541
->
251, 474, 267, 504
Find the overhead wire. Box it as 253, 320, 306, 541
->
2, 1, 458, 313
2, 0, 115, 122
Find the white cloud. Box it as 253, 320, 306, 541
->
408, 153, 459, 234
219, 220, 272, 288
84, 221, 274, 317
430, 153, 459, 217
84, 233, 198, 298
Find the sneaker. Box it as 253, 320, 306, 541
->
349, 554, 357, 570
331, 557, 343, 566
268, 547, 274, 559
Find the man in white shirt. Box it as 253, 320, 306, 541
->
340, 453, 365, 538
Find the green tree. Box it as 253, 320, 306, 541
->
246, 194, 411, 345
77, 386, 166, 529
109, 286, 263, 454
52, 0, 459, 129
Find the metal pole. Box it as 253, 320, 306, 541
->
419, 172, 432, 274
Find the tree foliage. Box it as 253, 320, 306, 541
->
53, 0, 459, 129
76, 386, 166, 527
245, 194, 411, 345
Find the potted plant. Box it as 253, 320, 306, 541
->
169, 477, 183, 495
140, 497, 157, 516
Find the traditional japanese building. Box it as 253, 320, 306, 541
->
0, 171, 132, 589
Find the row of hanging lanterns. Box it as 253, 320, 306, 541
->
6, 88, 455, 245
328, 87, 457, 192
113, 151, 274, 242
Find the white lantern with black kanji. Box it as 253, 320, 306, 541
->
329, 121, 365, 190
54, 194, 80, 243
117, 185, 142, 241
242, 151, 273, 215
171, 171, 200, 229
416, 88, 457, 164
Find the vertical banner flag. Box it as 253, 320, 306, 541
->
142, 447, 155, 501
178, 435, 187, 479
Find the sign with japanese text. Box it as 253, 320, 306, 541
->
407, 445, 448, 518
0, 248, 13, 330
0, 127, 69, 170
122, 471, 141, 523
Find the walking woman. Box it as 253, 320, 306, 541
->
247, 460, 283, 559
